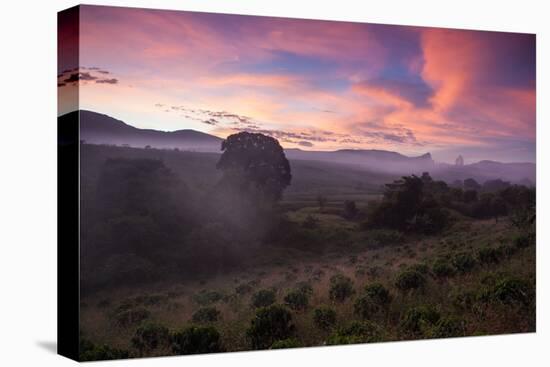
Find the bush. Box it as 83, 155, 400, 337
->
312, 306, 337, 330
111, 305, 150, 327
329, 274, 355, 302
491, 277, 533, 307
271, 338, 302, 349
498, 244, 518, 258
284, 289, 309, 311
452, 252, 476, 273
451, 290, 476, 311
432, 258, 455, 278
477, 247, 503, 265
399, 305, 441, 337
431, 317, 465, 338
363, 283, 392, 306
171, 326, 224, 355
235, 283, 254, 295
514, 233, 533, 249
364, 229, 404, 247
246, 305, 295, 349
395, 270, 426, 292
79, 339, 129, 361
327, 321, 383, 345
295, 281, 314, 296
354, 295, 380, 320
408, 263, 429, 275
192, 307, 221, 323
131, 323, 170, 355
251, 289, 277, 308
193, 290, 225, 306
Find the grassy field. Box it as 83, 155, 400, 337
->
78, 144, 535, 359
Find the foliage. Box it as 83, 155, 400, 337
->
329, 274, 355, 302
302, 214, 320, 229
216, 132, 291, 202
131, 323, 170, 355
452, 252, 476, 273
271, 338, 302, 349
251, 289, 277, 308
327, 321, 383, 345
431, 317, 465, 338
477, 247, 503, 265
79, 339, 129, 361
395, 270, 426, 292
193, 290, 225, 306
432, 258, 455, 278
343, 200, 359, 220
192, 307, 221, 323
246, 305, 295, 349
171, 326, 224, 355
284, 289, 310, 311
111, 305, 150, 328
399, 305, 441, 337
312, 306, 337, 330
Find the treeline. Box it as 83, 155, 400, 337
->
364, 172, 535, 234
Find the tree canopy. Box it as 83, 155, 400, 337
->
216, 132, 291, 202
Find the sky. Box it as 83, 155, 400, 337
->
58, 5, 536, 163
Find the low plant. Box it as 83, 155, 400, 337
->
251, 289, 277, 308
312, 306, 337, 330
246, 305, 295, 349
329, 274, 355, 302
192, 307, 221, 323
171, 326, 224, 355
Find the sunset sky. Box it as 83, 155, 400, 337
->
58, 5, 536, 163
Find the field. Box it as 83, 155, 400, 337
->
78, 144, 535, 359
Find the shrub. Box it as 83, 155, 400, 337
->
295, 281, 314, 296
284, 289, 309, 311
451, 290, 476, 311
313, 306, 337, 330
251, 289, 277, 308
399, 305, 441, 337
79, 339, 129, 361
363, 283, 392, 306
327, 321, 383, 345
452, 252, 476, 273
131, 323, 170, 355
171, 326, 224, 355
192, 307, 221, 323
432, 258, 455, 278
491, 277, 533, 307
354, 295, 380, 320
329, 274, 355, 302
246, 305, 295, 349
193, 290, 225, 306
271, 338, 302, 349
498, 244, 518, 258
514, 233, 533, 249
235, 283, 254, 295
365, 229, 404, 247
431, 317, 465, 338
477, 247, 503, 265
408, 263, 429, 275
395, 270, 426, 292
111, 306, 150, 327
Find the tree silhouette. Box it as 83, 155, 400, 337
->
216, 132, 291, 202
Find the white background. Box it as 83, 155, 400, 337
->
0, 0, 548, 365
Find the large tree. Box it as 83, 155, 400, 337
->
216, 132, 291, 202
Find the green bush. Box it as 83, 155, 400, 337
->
251, 289, 277, 308
284, 289, 309, 311
131, 323, 170, 355
329, 274, 355, 302
236, 283, 254, 295
327, 321, 383, 345
354, 295, 380, 320
365, 229, 404, 247
408, 263, 430, 275
312, 306, 337, 330
399, 305, 441, 337
171, 326, 224, 355
395, 270, 426, 292
111, 305, 150, 327
79, 339, 129, 361
246, 305, 295, 349
192, 307, 221, 323
452, 252, 476, 273
431, 317, 465, 338
363, 283, 392, 306
295, 281, 314, 296
432, 258, 455, 278
491, 277, 533, 307
514, 233, 533, 249
477, 247, 503, 265
271, 338, 302, 349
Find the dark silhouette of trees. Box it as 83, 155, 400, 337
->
216, 132, 291, 202
343, 200, 359, 220
464, 178, 481, 191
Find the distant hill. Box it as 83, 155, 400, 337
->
61, 110, 535, 185
61, 110, 223, 152
285, 148, 435, 174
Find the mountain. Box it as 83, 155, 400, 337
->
62, 110, 223, 152
432, 160, 535, 185
284, 148, 435, 174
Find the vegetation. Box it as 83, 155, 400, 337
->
78, 138, 535, 360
